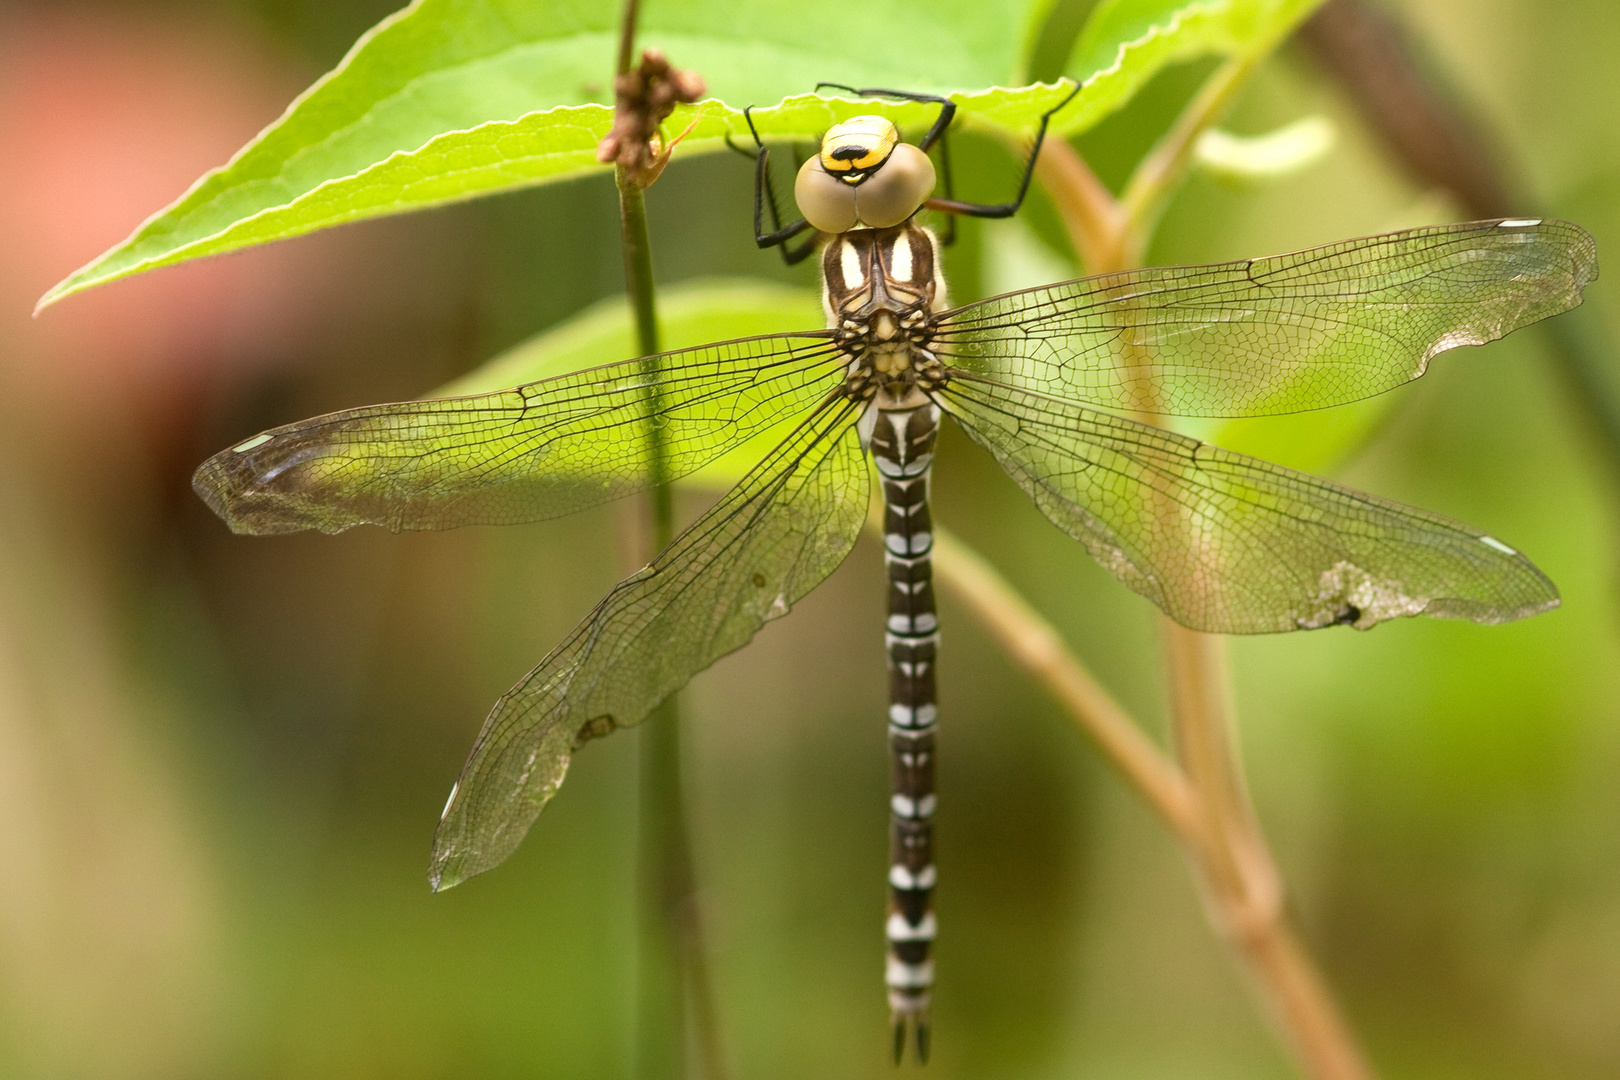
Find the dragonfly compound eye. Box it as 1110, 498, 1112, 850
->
796, 155, 861, 234
796, 139, 936, 233
853, 143, 935, 228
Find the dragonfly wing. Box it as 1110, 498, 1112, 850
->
934, 219, 1597, 417
941, 378, 1557, 634
429, 397, 869, 889
193, 332, 844, 534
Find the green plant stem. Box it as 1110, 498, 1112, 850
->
1117, 54, 1257, 266
621, 171, 730, 1080
619, 168, 711, 1080
611, 19, 723, 1077
618, 170, 676, 1080
615, 0, 642, 76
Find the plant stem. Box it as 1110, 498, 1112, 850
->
1117, 54, 1256, 266
928, 524, 1202, 845
1034, 128, 1127, 275
928, 517, 1375, 1078
619, 168, 679, 1080
1164, 628, 1374, 1079
609, 6, 723, 1078
1298, 0, 1620, 487
1020, 55, 1380, 1080
614, 0, 641, 77
620, 167, 712, 1080
1160, 627, 1253, 898
930, 512, 1376, 1080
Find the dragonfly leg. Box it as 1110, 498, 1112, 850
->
814, 82, 1078, 239
933, 125, 958, 247
741, 104, 818, 261
922, 80, 1081, 221
816, 83, 959, 152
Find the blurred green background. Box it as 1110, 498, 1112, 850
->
1, 1, 1617, 1077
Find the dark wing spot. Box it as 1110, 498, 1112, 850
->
573, 714, 617, 749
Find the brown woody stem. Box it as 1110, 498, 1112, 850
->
953, 50, 1379, 1080
927, 524, 1203, 845
927, 527, 1375, 1080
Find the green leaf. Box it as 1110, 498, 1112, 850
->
40, 0, 1059, 308
41, 0, 1325, 308
436, 277, 825, 489
1058, 0, 1325, 134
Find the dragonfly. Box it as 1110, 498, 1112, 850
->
193, 84, 1597, 1063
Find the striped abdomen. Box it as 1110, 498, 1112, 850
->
870, 401, 942, 1063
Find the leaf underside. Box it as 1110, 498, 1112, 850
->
41, 0, 1327, 307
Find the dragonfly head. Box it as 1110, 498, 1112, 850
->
796, 115, 937, 234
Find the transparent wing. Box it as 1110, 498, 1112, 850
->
941, 377, 1557, 634
933, 219, 1597, 417
429, 397, 869, 889
193, 331, 844, 534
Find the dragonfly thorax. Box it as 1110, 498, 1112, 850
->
824, 224, 948, 404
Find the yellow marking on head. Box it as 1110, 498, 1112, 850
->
821, 115, 899, 176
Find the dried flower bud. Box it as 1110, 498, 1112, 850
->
596, 48, 707, 184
